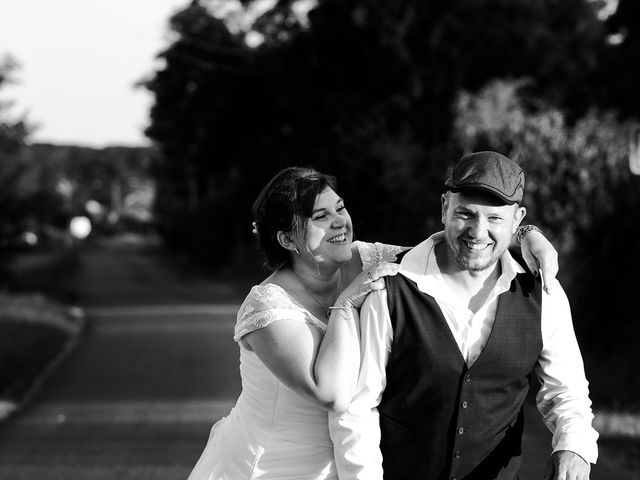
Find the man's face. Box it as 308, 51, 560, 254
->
442, 190, 526, 272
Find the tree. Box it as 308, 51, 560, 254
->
144, 0, 615, 265
453, 79, 640, 408
598, 0, 640, 118
0, 55, 33, 244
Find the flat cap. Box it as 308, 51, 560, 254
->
444, 151, 524, 204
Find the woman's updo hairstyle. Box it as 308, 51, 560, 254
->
251, 167, 337, 271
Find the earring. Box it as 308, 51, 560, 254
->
294, 247, 300, 255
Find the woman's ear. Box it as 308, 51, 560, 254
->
276, 231, 299, 253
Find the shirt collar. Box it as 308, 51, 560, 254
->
399, 233, 526, 296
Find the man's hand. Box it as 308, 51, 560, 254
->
520, 230, 558, 294
543, 450, 590, 480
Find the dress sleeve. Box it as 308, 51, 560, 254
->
234, 284, 325, 342
355, 241, 407, 270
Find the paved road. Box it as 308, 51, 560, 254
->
0, 235, 635, 479
0, 236, 250, 479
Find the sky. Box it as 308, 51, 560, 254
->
0, 0, 195, 148
0, 0, 613, 149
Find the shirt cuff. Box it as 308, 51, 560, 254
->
552, 429, 599, 464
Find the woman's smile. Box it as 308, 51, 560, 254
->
327, 233, 348, 244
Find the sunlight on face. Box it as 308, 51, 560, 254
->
442, 191, 525, 272
302, 188, 353, 266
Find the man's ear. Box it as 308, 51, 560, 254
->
441, 193, 449, 225
276, 231, 298, 253
512, 206, 527, 233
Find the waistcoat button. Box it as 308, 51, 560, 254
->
457, 426, 464, 435
464, 374, 471, 382
461, 401, 468, 408
454, 451, 463, 459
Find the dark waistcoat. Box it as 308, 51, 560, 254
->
379, 272, 542, 480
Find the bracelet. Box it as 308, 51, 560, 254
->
328, 300, 356, 314
327, 306, 354, 318
328, 307, 351, 314
328, 306, 353, 313
515, 225, 543, 246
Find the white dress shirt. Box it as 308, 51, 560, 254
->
330, 234, 598, 480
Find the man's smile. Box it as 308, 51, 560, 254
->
462, 240, 493, 251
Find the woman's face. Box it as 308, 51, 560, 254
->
301, 187, 353, 267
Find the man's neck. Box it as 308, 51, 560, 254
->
434, 242, 502, 313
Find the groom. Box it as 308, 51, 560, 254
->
330, 151, 598, 480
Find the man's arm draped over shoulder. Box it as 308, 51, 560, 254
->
329, 289, 392, 480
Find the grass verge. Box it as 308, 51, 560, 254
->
598, 437, 640, 475
593, 411, 640, 476
0, 293, 84, 419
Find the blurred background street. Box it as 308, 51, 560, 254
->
0, 234, 251, 479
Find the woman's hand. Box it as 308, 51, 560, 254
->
520, 229, 559, 294
336, 262, 401, 309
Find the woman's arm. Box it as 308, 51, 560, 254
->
314, 262, 399, 411
244, 314, 353, 411
514, 225, 559, 294
244, 262, 399, 412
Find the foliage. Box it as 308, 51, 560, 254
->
142, 1, 640, 410
598, 0, 640, 118
454, 80, 631, 253
0, 139, 156, 278
144, 0, 617, 264
145, 6, 640, 410
0, 55, 30, 154
27, 144, 156, 210
453, 79, 640, 409
0, 55, 35, 267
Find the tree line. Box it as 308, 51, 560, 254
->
0, 60, 155, 257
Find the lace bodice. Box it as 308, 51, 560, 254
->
234, 283, 327, 342
234, 241, 406, 342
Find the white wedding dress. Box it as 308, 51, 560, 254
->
187, 241, 404, 480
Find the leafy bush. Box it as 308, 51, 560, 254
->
453, 79, 640, 410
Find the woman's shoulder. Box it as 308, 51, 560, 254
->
353, 240, 409, 270
242, 283, 294, 311
234, 284, 321, 342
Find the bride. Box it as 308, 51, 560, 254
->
187, 167, 557, 480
